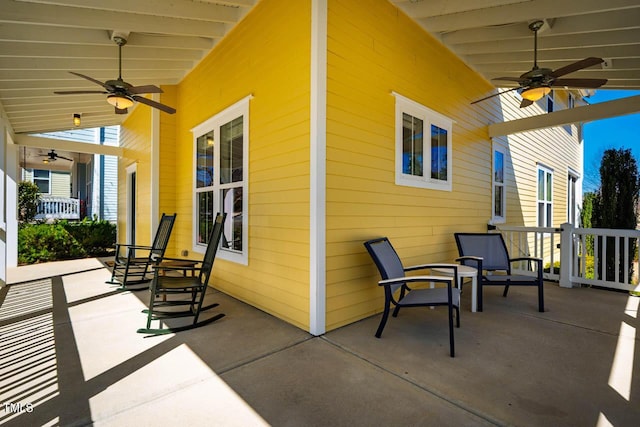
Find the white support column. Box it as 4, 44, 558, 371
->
5, 137, 17, 268
150, 94, 160, 235
309, 0, 327, 336
560, 222, 575, 288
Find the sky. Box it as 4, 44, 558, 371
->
582, 90, 640, 192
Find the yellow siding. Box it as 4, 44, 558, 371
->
118, 105, 152, 246
324, 0, 495, 330
171, 0, 312, 329
159, 85, 178, 257
323, 0, 581, 330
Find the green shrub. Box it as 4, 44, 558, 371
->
17, 218, 116, 264
60, 217, 116, 256
18, 181, 41, 223
542, 257, 595, 279
18, 223, 86, 264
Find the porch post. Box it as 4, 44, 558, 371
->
309, 0, 327, 336
559, 222, 575, 288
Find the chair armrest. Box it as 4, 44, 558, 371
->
116, 243, 153, 250
153, 255, 202, 264
510, 256, 542, 263
378, 275, 454, 287
404, 263, 459, 272
455, 256, 483, 262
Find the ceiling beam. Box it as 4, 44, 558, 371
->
417, 0, 640, 32
0, 0, 226, 38
441, 9, 640, 44
0, 57, 194, 70
13, 133, 123, 156
488, 95, 640, 137
15, 0, 241, 23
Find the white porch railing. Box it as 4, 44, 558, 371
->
496, 224, 640, 292
35, 196, 80, 220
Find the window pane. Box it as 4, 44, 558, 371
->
430, 125, 447, 180
538, 203, 545, 227
546, 172, 552, 201
34, 169, 49, 178
538, 169, 545, 200
546, 204, 552, 227
402, 113, 423, 176
221, 187, 243, 251
197, 191, 215, 244
494, 151, 504, 183
197, 131, 215, 188
35, 179, 49, 193
220, 116, 244, 184
494, 185, 503, 217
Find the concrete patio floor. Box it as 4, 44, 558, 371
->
2, 259, 639, 426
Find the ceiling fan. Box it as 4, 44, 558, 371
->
472, 20, 608, 108
40, 150, 72, 163
54, 35, 176, 115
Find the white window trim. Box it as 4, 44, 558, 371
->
491, 142, 507, 224
537, 164, 554, 228
191, 95, 252, 265
567, 168, 580, 225
392, 92, 453, 191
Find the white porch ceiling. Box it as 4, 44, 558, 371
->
1, 0, 638, 135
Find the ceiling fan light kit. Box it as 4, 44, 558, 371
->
73, 113, 81, 127
107, 94, 135, 109
471, 20, 607, 108
521, 86, 551, 102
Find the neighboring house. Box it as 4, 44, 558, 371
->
117, 0, 585, 335
21, 127, 119, 222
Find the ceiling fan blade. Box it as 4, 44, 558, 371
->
133, 95, 176, 114
551, 78, 608, 88
471, 87, 520, 105
54, 90, 108, 95
549, 57, 604, 78
492, 76, 527, 83
115, 107, 128, 115
69, 71, 113, 90
58, 155, 73, 161
128, 85, 163, 95
520, 98, 534, 108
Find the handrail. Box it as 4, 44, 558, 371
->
35, 196, 80, 220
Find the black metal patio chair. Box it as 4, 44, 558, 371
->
364, 237, 461, 357
454, 232, 544, 312
137, 212, 226, 335
106, 213, 176, 290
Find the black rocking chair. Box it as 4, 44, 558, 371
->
137, 213, 226, 335
107, 213, 176, 290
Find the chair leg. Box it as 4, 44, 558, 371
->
477, 283, 483, 312
145, 287, 159, 330
375, 301, 392, 338
538, 283, 545, 312
455, 306, 460, 328
503, 284, 510, 297
447, 302, 455, 358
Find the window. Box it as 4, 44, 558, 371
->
192, 96, 250, 264
492, 146, 506, 223
567, 172, 579, 225
394, 93, 453, 191
31, 169, 51, 193
567, 93, 575, 109
537, 165, 553, 228
547, 91, 554, 113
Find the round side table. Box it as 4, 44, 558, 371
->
432, 265, 478, 312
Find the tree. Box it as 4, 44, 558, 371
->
18, 181, 41, 223
592, 148, 640, 282
580, 192, 596, 256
